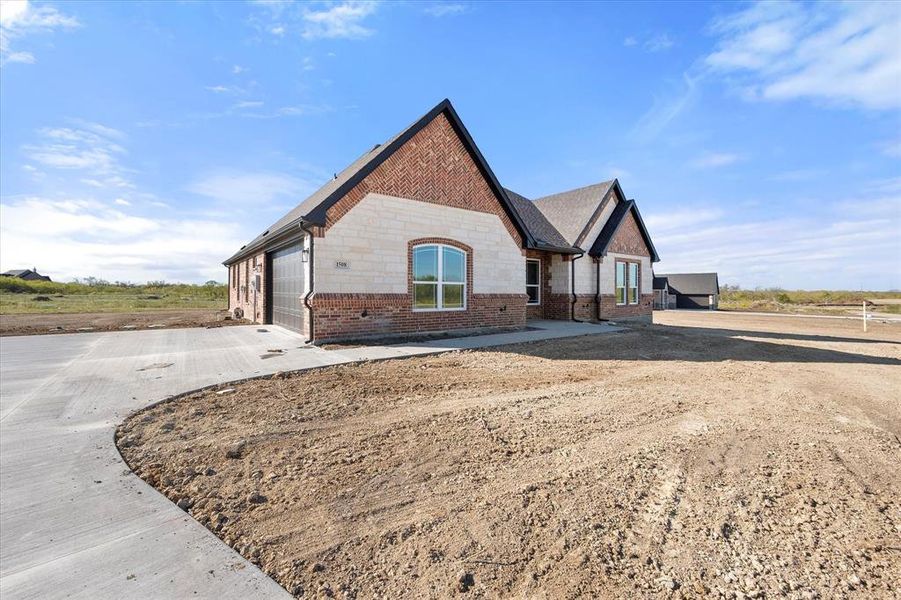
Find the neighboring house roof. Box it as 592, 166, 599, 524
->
587, 199, 661, 262
653, 276, 669, 291
655, 273, 719, 295
531, 180, 615, 246
225, 99, 534, 265
1, 269, 51, 281
503, 188, 575, 252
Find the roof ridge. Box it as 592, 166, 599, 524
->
532, 179, 615, 203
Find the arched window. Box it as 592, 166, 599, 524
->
412, 244, 466, 310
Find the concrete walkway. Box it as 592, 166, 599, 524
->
0, 319, 616, 599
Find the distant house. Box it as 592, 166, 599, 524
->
652, 276, 673, 310
653, 273, 719, 310
0, 268, 52, 282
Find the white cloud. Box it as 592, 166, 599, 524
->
186, 171, 316, 206
649, 193, 901, 290
644, 208, 724, 234
302, 1, 378, 40
644, 33, 674, 52
0, 196, 246, 282
232, 64, 246, 74
623, 36, 637, 47
632, 73, 699, 141
114, 197, 130, 206
423, 3, 466, 17
301, 56, 314, 70
205, 84, 242, 94
690, 152, 743, 168
0, 0, 79, 66
233, 100, 264, 110
24, 124, 130, 184
880, 138, 901, 159
705, 1, 901, 110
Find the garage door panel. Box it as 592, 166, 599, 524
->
676, 294, 709, 309
270, 243, 303, 332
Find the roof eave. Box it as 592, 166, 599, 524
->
530, 242, 583, 254
222, 217, 309, 265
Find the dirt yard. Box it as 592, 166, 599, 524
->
118, 313, 901, 599
0, 308, 238, 336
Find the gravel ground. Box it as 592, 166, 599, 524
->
118, 313, 901, 599
0, 309, 238, 336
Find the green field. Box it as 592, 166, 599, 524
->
0, 279, 227, 314
719, 287, 901, 315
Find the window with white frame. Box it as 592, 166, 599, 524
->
526, 259, 541, 305
412, 244, 466, 310
615, 262, 626, 305
616, 261, 640, 305
628, 262, 639, 304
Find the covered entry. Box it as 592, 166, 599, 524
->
269, 243, 304, 332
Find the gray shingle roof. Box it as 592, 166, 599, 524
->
503, 188, 572, 250
531, 180, 615, 246
654, 273, 719, 295
224, 99, 534, 265
228, 140, 400, 264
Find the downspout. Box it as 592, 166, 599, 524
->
570, 250, 585, 322
300, 221, 315, 344
595, 258, 602, 321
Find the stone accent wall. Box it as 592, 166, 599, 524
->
227, 252, 266, 323
324, 113, 523, 247
315, 194, 523, 295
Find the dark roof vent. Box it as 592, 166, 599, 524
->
370, 143, 381, 152
262, 230, 269, 236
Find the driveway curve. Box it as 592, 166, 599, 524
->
0, 326, 314, 600
0, 320, 614, 599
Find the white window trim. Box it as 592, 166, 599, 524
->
628, 262, 639, 305
412, 244, 467, 312
615, 261, 627, 306
526, 258, 541, 306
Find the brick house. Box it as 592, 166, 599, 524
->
224, 99, 659, 343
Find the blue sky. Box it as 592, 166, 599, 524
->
1, 0, 899, 289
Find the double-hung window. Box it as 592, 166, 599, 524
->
526, 259, 541, 305
628, 262, 639, 304
413, 244, 466, 310
616, 261, 640, 305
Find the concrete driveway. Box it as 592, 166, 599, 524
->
0, 320, 616, 599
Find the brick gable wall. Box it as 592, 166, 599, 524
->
302, 111, 531, 341
607, 210, 650, 257
323, 113, 523, 247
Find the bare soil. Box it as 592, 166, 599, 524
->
0, 309, 239, 336
118, 313, 901, 599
